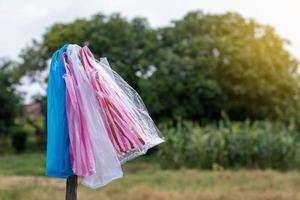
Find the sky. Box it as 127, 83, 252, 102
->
0, 0, 299, 102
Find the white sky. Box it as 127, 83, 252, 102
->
1, 0, 299, 102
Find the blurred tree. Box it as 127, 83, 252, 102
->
149, 11, 300, 122
18, 14, 161, 90
17, 40, 49, 82
0, 58, 21, 136
16, 11, 300, 123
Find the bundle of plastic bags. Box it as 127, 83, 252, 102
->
46, 44, 164, 188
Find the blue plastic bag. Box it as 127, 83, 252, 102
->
46, 44, 73, 178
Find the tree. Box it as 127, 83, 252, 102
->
0, 58, 21, 136
145, 11, 300, 122
16, 11, 300, 123
19, 14, 161, 90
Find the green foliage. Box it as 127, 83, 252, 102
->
0, 137, 13, 154
158, 121, 300, 170
153, 12, 300, 122
0, 58, 21, 136
26, 134, 46, 152
10, 127, 28, 153
11, 117, 46, 153
18, 14, 160, 89
16, 11, 300, 123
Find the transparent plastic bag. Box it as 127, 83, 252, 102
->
80, 46, 165, 163
65, 45, 123, 188
46, 45, 73, 178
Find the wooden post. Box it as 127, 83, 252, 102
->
66, 175, 78, 200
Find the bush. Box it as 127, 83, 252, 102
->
26, 137, 46, 152
0, 136, 13, 154
158, 121, 300, 170
11, 130, 28, 153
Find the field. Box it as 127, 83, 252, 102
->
1, 153, 300, 200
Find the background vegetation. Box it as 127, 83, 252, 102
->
16, 12, 300, 123
1, 10, 300, 200
159, 120, 300, 170
1, 11, 300, 170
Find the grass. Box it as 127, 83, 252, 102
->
1, 153, 300, 200
0, 153, 45, 176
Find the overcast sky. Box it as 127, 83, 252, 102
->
1, 0, 299, 102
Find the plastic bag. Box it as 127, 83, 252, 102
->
63, 54, 96, 177
79, 46, 165, 163
46, 45, 73, 178
64, 45, 123, 188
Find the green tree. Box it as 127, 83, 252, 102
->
16, 11, 300, 123
0, 58, 21, 136
147, 11, 300, 122
18, 14, 161, 90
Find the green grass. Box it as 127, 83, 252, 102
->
1, 153, 300, 200
0, 152, 156, 176
0, 153, 45, 176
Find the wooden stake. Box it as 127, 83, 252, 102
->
66, 175, 78, 200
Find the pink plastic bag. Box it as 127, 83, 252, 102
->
79, 46, 164, 163
63, 60, 96, 177
65, 45, 123, 188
